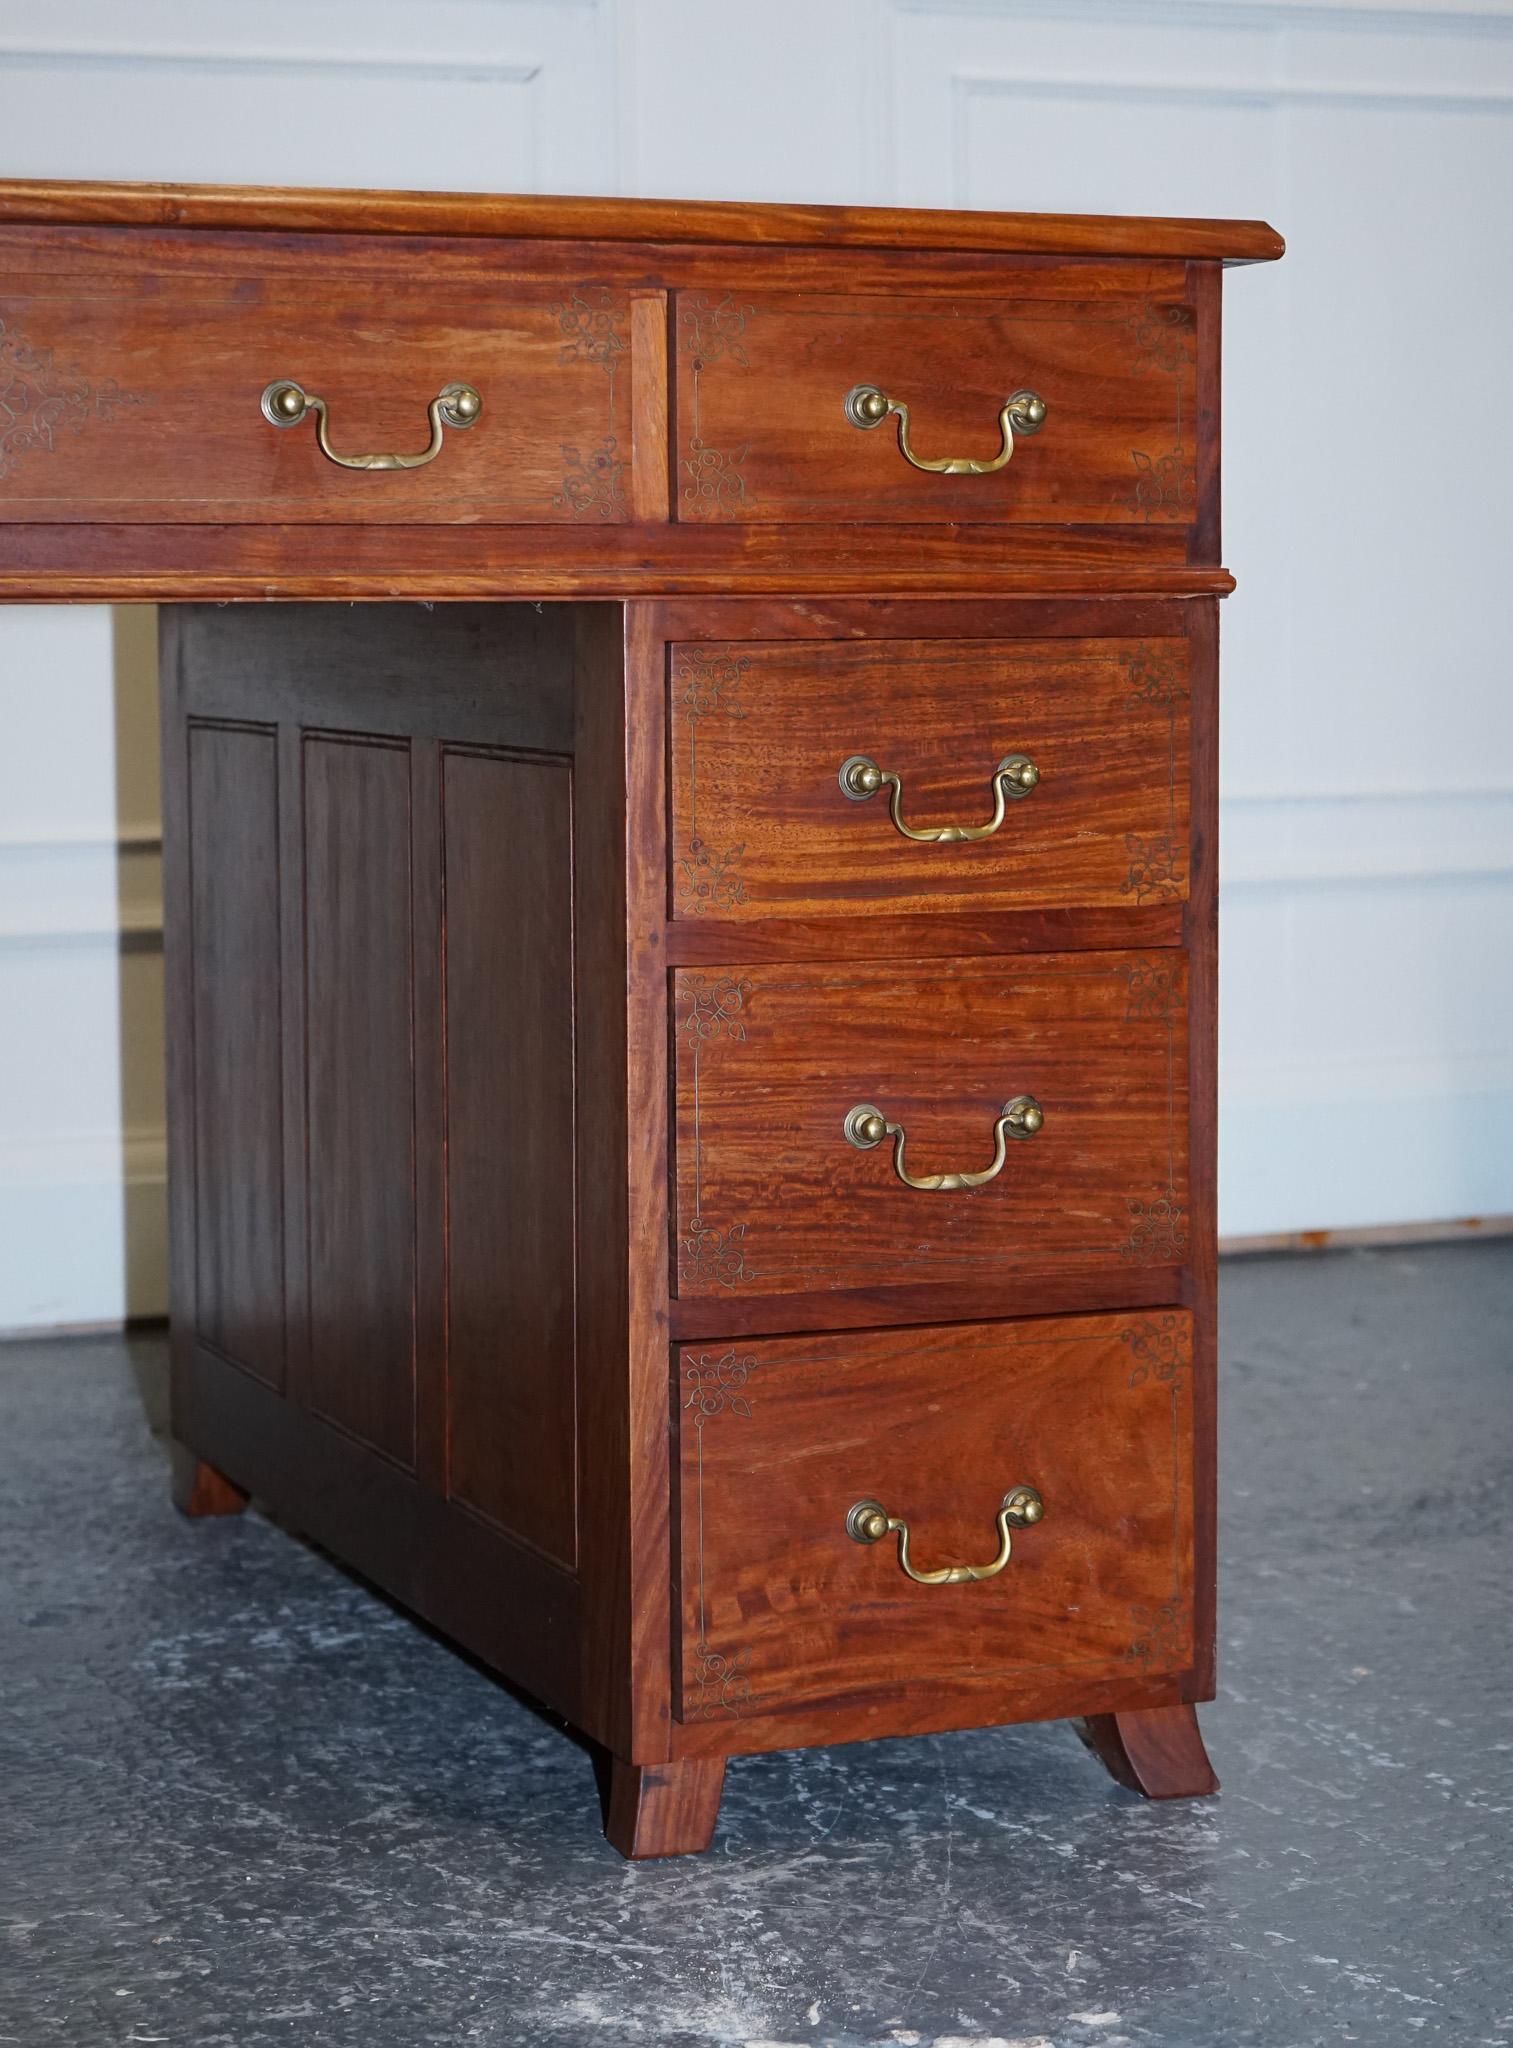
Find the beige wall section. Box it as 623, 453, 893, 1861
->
2, 0, 1512, 1324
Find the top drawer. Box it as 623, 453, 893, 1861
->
675, 288, 1198, 526
0, 268, 632, 523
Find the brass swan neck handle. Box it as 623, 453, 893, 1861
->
845, 382, 1047, 475
847, 1486, 1045, 1585
844, 1095, 1044, 1192
840, 752, 1039, 842
261, 379, 482, 471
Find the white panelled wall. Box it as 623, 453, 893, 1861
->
2, 0, 1511, 1326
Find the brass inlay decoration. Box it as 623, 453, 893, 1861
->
844, 1095, 1043, 1192
1121, 1313, 1189, 1391
845, 382, 1047, 475
260, 379, 481, 470
679, 294, 753, 518
1120, 643, 1189, 905
846, 1485, 1045, 1586
839, 750, 1039, 842
0, 312, 146, 481
1124, 300, 1197, 522
682, 1349, 756, 1719
675, 647, 749, 915
1119, 1313, 1192, 1672
550, 283, 629, 519
677, 975, 754, 1289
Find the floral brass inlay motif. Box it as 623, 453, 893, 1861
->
678, 294, 754, 518
548, 284, 628, 518
0, 313, 145, 482
683, 1347, 758, 1718
678, 1217, 754, 1289
1122, 1194, 1190, 1265
675, 648, 750, 916
1126, 1597, 1186, 1673
678, 976, 754, 1289
1121, 1313, 1189, 1392
1120, 644, 1189, 904
1123, 831, 1187, 905
1124, 299, 1197, 522
553, 434, 625, 520
1119, 957, 1181, 1025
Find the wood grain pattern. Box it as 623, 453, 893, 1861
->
302, 733, 418, 1468
0, 271, 631, 523
186, 719, 285, 1390
1079, 1702, 1218, 1798
675, 1312, 1195, 1724
442, 749, 577, 1567
672, 952, 1190, 1300
604, 1757, 727, 1859
675, 290, 1197, 527
0, 180, 1286, 263
668, 635, 1190, 919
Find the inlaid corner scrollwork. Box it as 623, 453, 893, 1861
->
678, 973, 751, 1047
548, 284, 628, 519
1126, 1597, 1186, 1673
1122, 830, 1187, 904
683, 1348, 757, 1718
1121, 1194, 1190, 1266
678, 294, 754, 518
678, 1217, 754, 1289
675, 649, 751, 915
1123, 299, 1197, 523
1120, 1313, 1190, 1392
0, 313, 146, 482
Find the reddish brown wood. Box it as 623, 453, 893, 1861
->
669, 633, 1190, 919
0, 268, 632, 525
672, 951, 1189, 1301
1078, 1703, 1219, 1798
170, 1446, 249, 1517
0, 179, 1286, 264
51, 182, 1266, 1856
675, 287, 1198, 530
630, 291, 671, 524
674, 1313, 1194, 1727
605, 1756, 727, 1860
0, 523, 1233, 604
442, 750, 577, 1565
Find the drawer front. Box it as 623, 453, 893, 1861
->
669, 635, 1190, 919
674, 289, 1197, 526
0, 269, 632, 523
676, 1311, 1195, 1722
673, 951, 1188, 1299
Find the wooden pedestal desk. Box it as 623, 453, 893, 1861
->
0, 180, 1283, 1858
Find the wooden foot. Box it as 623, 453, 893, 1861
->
170, 1444, 250, 1518
605, 1756, 727, 1860
1076, 1704, 1219, 1800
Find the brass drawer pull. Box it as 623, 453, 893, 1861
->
260, 379, 482, 471
840, 751, 1039, 842
844, 1095, 1043, 1191
847, 1486, 1045, 1585
844, 382, 1047, 475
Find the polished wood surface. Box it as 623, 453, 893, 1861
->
669, 634, 1190, 919
675, 1313, 1195, 1725
169, 1448, 249, 1518
672, 952, 1189, 1300
21, 179, 1272, 1854
675, 288, 1198, 527
1079, 1702, 1220, 1798
0, 178, 1286, 263
0, 267, 631, 524
605, 1757, 727, 1860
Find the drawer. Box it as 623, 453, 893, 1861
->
673, 950, 1188, 1299
674, 288, 1198, 526
676, 1311, 1196, 1723
669, 635, 1190, 919
0, 265, 633, 523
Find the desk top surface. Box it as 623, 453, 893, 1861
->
0, 178, 1284, 265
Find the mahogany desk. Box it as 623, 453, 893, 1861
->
0, 180, 1283, 1857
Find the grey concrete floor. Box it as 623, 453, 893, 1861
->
2, 1243, 1511, 2048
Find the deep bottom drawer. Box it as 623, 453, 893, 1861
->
675, 1309, 1196, 1724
